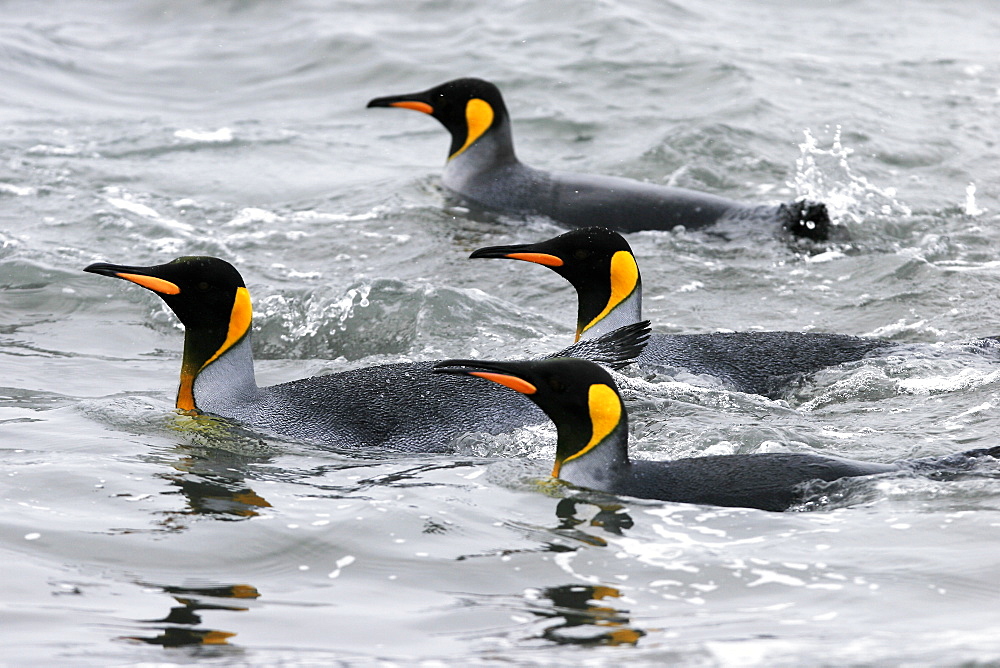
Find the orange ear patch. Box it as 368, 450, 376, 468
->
580, 250, 638, 336
201, 287, 252, 369
116, 273, 181, 295
506, 252, 565, 267
560, 383, 621, 468
470, 371, 537, 395
450, 98, 494, 159
390, 101, 434, 114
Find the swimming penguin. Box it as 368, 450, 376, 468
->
84, 256, 650, 452
367, 77, 831, 241
433, 357, 1000, 511
470, 227, 893, 398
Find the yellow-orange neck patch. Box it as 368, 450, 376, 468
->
579, 251, 638, 337
175, 287, 253, 412
203, 287, 252, 368
450, 98, 494, 159
552, 383, 621, 476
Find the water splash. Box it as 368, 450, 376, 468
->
789, 126, 912, 223
330, 285, 373, 331
257, 284, 372, 344
963, 182, 985, 216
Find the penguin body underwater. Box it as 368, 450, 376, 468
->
434, 357, 1000, 511
471, 227, 894, 398
368, 77, 831, 241
84, 256, 650, 451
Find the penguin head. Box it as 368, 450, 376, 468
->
432, 357, 629, 478
471, 227, 642, 340
84, 256, 252, 412
368, 77, 510, 160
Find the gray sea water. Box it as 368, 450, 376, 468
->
3, 1, 1000, 665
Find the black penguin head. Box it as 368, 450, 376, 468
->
432, 357, 628, 477
84, 256, 252, 412
367, 77, 509, 160
470, 227, 641, 340
85, 256, 247, 331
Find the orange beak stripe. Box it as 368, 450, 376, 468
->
470, 371, 537, 395
505, 252, 564, 267
116, 273, 181, 295
389, 101, 434, 115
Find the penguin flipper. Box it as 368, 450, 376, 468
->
545, 321, 651, 370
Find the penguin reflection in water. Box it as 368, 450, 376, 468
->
368, 77, 831, 241
434, 357, 1000, 511
84, 256, 649, 452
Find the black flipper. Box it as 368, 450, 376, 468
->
781, 200, 831, 241
544, 321, 651, 370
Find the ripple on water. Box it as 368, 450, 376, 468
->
3, 0, 1000, 664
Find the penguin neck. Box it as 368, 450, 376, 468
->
557, 424, 632, 490
577, 281, 643, 341
442, 117, 519, 188
179, 333, 260, 416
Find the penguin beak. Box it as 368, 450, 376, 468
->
367, 92, 434, 115
470, 245, 565, 267
432, 360, 538, 395
84, 262, 181, 295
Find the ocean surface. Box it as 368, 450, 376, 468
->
2, 0, 1000, 665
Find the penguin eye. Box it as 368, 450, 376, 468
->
546, 377, 568, 393
197, 281, 211, 292
573, 250, 590, 261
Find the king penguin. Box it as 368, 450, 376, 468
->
84, 256, 650, 451
367, 77, 831, 241
470, 227, 894, 398
433, 357, 1000, 511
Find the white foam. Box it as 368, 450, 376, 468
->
106, 197, 161, 220
899, 368, 1000, 394
0, 183, 35, 196
174, 127, 234, 143
675, 280, 704, 293
226, 207, 279, 227
27, 143, 81, 156
864, 318, 949, 339
105, 190, 195, 234
805, 250, 846, 264
292, 206, 393, 223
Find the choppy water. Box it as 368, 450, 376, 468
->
3, 1, 1000, 665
